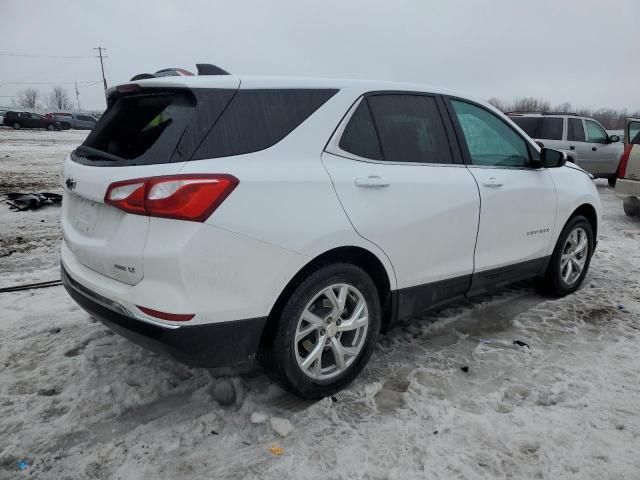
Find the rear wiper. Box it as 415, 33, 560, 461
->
74, 145, 124, 163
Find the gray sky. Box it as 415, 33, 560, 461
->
1, 0, 638, 111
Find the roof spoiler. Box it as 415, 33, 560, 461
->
196, 64, 230, 75
129, 64, 230, 81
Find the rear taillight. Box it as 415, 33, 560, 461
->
618, 144, 633, 179
105, 174, 238, 222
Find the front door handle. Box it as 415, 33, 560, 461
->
483, 177, 503, 188
592, 146, 597, 151
355, 176, 390, 188
569, 145, 575, 150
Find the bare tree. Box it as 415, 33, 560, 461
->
487, 96, 640, 129
511, 97, 551, 113
487, 97, 510, 112
554, 102, 573, 113
15, 88, 41, 109
48, 86, 72, 110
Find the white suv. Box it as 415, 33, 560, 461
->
61, 74, 601, 398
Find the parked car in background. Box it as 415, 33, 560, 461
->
60, 74, 601, 399
0, 110, 6, 124
47, 112, 97, 130
3, 111, 62, 131
615, 118, 640, 216
508, 112, 623, 186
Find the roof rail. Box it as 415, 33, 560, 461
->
541, 111, 579, 116
506, 111, 580, 116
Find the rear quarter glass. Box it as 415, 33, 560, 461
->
192, 89, 338, 160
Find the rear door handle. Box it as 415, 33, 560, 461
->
483, 177, 503, 188
569, 145, 575, 150
592, 146, 597, 151
355, 176, 390, 188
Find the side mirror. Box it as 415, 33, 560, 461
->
608, 134, 620, 143
539, 147, 566, 168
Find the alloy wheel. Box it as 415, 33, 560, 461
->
294, 283, 369, 380
560, 227, 588, 285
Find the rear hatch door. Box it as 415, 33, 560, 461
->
61, 79, 239, 285
624, 118, 640, 180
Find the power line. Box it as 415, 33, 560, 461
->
0, 52, 95, 59
94, 46, 108, 102
0, 81, 101, 85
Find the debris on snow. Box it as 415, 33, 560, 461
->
210, 380, 236, 406
250, 412, 268, 424
460, 366, 469, 373
269, 445, 284, 456
513, 340, 531, 349
270, 417, 293, 437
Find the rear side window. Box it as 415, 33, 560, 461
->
567, 118, 586, 142
452, 100, 530, 168
194, 89, 337, 159
339, 100, 383, 160
539, 118, 563, 140
78, 91, 196, 165
366, 94, 453, 164
510, 117, 540, 137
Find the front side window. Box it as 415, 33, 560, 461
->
585, 120, 607, 143
539, 117, 563, 140
451, 100, 530, 167
567, 118, 586, 142
629, 121, 640, 145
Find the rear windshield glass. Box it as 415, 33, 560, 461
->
193, 89, 338, 159
75, 91, 196, 166
510, 117, 540, 137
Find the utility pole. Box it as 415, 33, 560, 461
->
75, 81, 81, 111
93, 46, 108, 102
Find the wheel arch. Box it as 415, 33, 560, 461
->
260, 246, 395, 351
569, 203, 598, 239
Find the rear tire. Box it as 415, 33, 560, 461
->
538, 215, 594, 296
608, 176, 617, 187
262, 263, 381, 399
623, 197, 640, 217
12, 122, 20, 130
46, 124, 55, 131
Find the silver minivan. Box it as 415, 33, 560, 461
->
509, 113, 623, 185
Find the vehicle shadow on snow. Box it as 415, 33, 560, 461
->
51, 281, 548, 446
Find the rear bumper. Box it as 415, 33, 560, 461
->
615, 178, 640, 199
62, 264, 267, 368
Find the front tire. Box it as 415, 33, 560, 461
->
539, 215, 594, 296
46, 124, 55, 131
263, 263, 381, 399
12, 122, 21, 130
608, 176, 617, 187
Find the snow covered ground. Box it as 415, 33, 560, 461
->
1, 128, 639, 480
